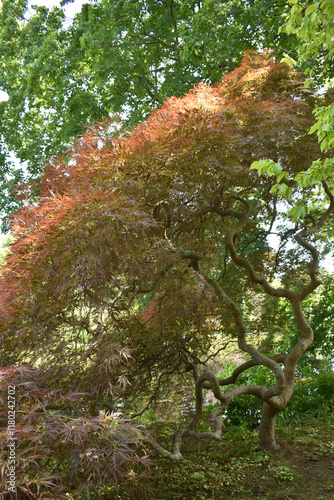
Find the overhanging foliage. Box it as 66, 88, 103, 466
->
0, 52, 333, 497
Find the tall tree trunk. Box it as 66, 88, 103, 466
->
258, 402, 280, 451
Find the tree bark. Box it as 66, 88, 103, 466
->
258, 402, 281, 451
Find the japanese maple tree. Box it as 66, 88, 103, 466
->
0, 52, 333, 496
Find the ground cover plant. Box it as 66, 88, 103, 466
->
0, 51, 333, 498
101, 413, 334, 499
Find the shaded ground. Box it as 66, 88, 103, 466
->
101, 414, 334, 500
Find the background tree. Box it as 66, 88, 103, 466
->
1, 54, 333, 497
283, 0, 334, 84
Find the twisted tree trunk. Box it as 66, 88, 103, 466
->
259, 402, 281, 450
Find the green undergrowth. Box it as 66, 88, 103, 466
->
88, 413, 334, 500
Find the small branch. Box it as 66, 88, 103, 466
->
145, 411, 225, 461
295, 181, 334, 301
177, 247, 201, 270
201, 353, 287, 389
186, 415, 225, 442
201, 273, 286, 400
195, 369, 285, 415
206, 205, 243, 220
224, 197, 295, 300
146, 33, 175, 50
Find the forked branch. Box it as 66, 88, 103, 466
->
295, 181, 334, 300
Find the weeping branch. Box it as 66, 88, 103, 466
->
295, 181, 334, 301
